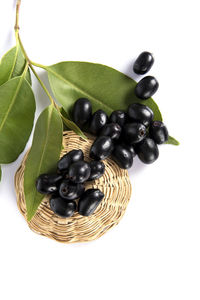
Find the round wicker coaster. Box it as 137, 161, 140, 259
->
15, 131, 132, 243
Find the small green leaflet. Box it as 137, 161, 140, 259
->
46, 61, 178, 145
0, 45, 31, 86
166, 136, 180, 146
0, 75, 35, 163
24, 105, 63, 221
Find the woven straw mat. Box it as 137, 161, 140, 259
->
15, 131, 132, 243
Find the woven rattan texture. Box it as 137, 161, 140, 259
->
15, 131, 132, 243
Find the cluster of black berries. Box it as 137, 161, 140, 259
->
72, 51, 168, 169
36, 150, 105, 218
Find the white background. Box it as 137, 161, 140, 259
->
0, 0, 199, 299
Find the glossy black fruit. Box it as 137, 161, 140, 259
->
120, 143, 136, 158
89, 110, 108, 135
90, 136, 113, 160
36, 174, 63, 194
78, 189, 104, 216
135, 138, 159, 164
88, 161, 105, 181
110, 110, 127, 127
133, 51, 154, 75
149, 121, 169, 144
72, 98, 92, 128
59, 180, 85, 200
135, 76, 159, 100
68, 161, 91, 183
128, 103, 154, 127
50, 196, 76, 218
112, 145, 133, 169
100, 123, 121, 140
123, 123, 146, 144
57, 149, 84, 173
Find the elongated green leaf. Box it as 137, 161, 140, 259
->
24, 105, 63, 221
0, 45, 31, 86
166, 136, 180, 146
46, 62, 179, 145
46, 62, 163, 120
0, 76, 35, 163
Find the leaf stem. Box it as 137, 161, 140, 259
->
14, 1, 56, 107
15, 0, 21, 42
31, 61, 47, 70
14, 0, 87, 140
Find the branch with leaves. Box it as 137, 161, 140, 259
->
0, 0, 179, 220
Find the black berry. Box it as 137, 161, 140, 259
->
110, 110, 127, 127
88, 161, 105, 181
57, 149, 84, 173
89, 110, 108, 135
68, 161, 91, 183
120, 143, 136, 158
78, 189, 104, 216
123, 123, 146, 144
50, 196, 76, 218
72, 98, 92, 128
149, 121, 169, 144
128, 103, 154, 127
36, 174, 62, 194
133, 51, 154, 75
59, 180, 85, 200
135, 138, 159, 164
135, 76, 159, 100
90, 136, 113, 160
112, 145, 133, 169
100, 123, 121, 140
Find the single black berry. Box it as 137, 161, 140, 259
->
135, 76, 159, 100
120, 143, 136, 158
50, 196, 76, 218
128, 103, 154, 127
78, 189, 104, 216
36, 174, 62, 194
57, 149, 84, 173
112, 145, 133, 169
123, 123, 146, 144
149, 121, 169, 144
135, 138, 159, 164
100, 123, 121, 140
89, 110, 108, 135
88, 161, 105, 181
72, 98, 92, 128
68, 161, 91, 183
133, 51, 154, 75
59, 180, 85, 200
109, 110, 127, 127
90, 136, 113, 160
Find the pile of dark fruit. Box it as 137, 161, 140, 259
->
36, 150, 105, 218
72, 51, 168, 169
36, 51, 169, 218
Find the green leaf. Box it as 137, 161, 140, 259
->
166, 136, 180, 146
0, 45, 31, 86
46, 61, 163, 121
24, 105, 63, 221
0, 76, 36, 163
